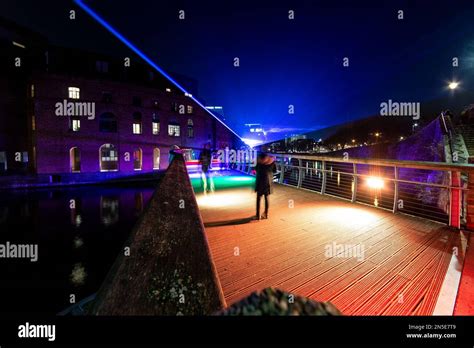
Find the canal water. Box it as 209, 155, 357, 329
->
0, 182, 157, 315
0, 170, 255, 315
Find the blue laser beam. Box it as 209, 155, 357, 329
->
74, 0, 242, 140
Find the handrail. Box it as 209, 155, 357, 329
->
278, 164, 467, 190
90, 153, 226, 315
269, 153, 467, 228
441, 112, 457, 163
268, 153, 474, 173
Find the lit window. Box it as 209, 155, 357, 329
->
68, 87, 80, 99
30, 84, 35, 98
133, 123, 142, 134
69, 117, 80, 132
101, 148, 117, 161
132, 112, 142, 134
100, 144, 118, 172
166, 88, 171, 93
152, 113, 160, 135
168, 124, 180, 137
72, 119, 80, 132
31, 115, 36, 131
133, 148, 142, 171
152, 122, 160, 135
187, 105, 193, 114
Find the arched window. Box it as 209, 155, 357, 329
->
69, 147, 81, 172
153, 148, 160, 170
99, 112, 117, 133
133, 148, 142, 171
99, 144, 118, 172
187, 118, 194, 138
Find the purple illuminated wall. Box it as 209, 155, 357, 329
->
32, 73, 240, 175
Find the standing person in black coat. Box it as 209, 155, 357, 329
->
255, 153, 276, 220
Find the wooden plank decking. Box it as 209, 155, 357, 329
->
197, 184, 460, 315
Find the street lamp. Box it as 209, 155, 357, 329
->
448, 81, 459, 90
367, 177, 384, 189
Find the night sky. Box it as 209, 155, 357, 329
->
3, 0, 474, 141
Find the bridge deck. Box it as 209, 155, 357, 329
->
198, 184, 463, 315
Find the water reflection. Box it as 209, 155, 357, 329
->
0, 206, 8, 224
100, 196, 119, 226
134, 192, 143, 216
70, 263, 87, 286
0, 182, 157, 314
73, 237, 84, 249
70, 198, 82, 227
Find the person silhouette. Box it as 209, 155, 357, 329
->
199, 143, 214, 193
254, 153, 276, 220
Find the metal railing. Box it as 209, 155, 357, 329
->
262, 154, 474, 228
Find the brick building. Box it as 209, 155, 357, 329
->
0, 19, 242, 179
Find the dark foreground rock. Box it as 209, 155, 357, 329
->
215, 288, 342, 316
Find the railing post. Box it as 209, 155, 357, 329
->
466, 171, 474, 230
297, 159, 303, 188
449, 170, 461, 229
321, 160, 327, 195
279, 157, 285, 184
393, 166, 399, 213
352, 163, 357, 202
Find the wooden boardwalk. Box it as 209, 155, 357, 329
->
197, 184, 461, 315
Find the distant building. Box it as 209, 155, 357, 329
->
242, 123, 267, 147
206, 106, 226, 121
285, 133, 307, 143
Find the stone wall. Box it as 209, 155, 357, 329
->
90, 153, 226, 315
